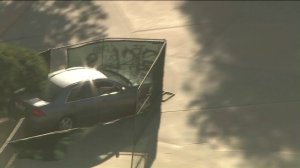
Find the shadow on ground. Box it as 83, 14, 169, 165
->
11, 111, 158, 168
0, 1, 107, 50
179, 2, 300, 168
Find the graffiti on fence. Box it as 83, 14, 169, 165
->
67, 41, 161, 85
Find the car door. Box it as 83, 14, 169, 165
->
93, 79, 136, 122
66, 82, 100, 124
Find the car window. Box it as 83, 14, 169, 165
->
38, 80, 63, 102
94, 80, 121, 96
68, 84, 94, 102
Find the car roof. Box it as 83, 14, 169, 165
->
49, 67, 107, 87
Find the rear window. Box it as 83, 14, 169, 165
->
38, 80, 63, 102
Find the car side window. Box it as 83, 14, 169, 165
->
94, 80, 121, 96
68, 84, 94, 102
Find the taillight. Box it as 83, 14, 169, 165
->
32, 109, 45, 116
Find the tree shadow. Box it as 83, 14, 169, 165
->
179, 2, 300, 167
10, 118, 136, 167
0, 1, 108, 50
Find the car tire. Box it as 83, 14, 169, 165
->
58, 116, 74, 131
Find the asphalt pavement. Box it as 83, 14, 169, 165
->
0, 1, 299, 168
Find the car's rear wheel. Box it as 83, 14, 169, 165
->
58, 117, 74, 131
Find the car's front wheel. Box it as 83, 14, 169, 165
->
58, 117, 74, 131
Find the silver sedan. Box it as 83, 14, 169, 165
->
12, 67, 149, 134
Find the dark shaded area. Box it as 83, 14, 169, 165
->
10, 129, 83, 161
179, 1, 300, 167
10, 112, 152, 167
131, 44, 165, 168
0, 1, 107, 50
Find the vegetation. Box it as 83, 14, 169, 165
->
0, 42, 47, 116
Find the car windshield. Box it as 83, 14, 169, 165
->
38, 80, 63, 102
